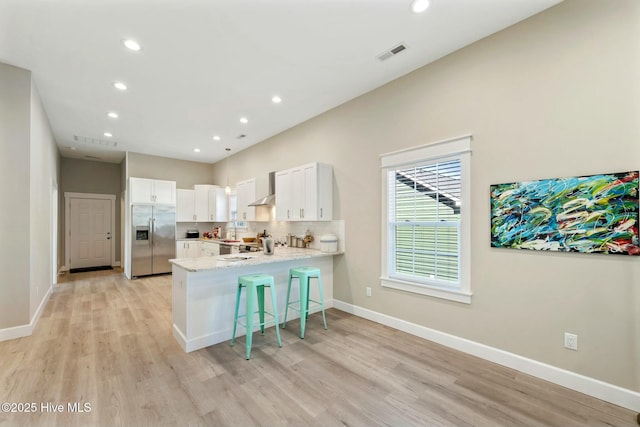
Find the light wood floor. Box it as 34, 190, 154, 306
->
0, 270, 636, 427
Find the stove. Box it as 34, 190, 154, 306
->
239, 243, 261, 253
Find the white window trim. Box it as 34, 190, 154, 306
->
380, 135, 472, 304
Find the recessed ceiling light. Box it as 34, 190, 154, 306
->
107, 111, 119, 119
240, 117, 248, 124
104, 132, 113, 138
122, 39, 141, 52
113, 81, 127, 91
410, 0, 430, 13
272, 95, 282, 104
213, 135, 221, 141
194, 148, 201, 153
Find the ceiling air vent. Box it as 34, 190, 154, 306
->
236, 134, 247, 140
73, 135, 118, 148
376, 43, 408, 62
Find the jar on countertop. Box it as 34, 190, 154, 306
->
320, 234, 338, 253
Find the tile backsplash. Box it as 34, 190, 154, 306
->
176, 220, 345, 252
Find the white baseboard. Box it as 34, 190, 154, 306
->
0, 285, 52, 342
332, 299, 640, 412
112, 261, 121, 267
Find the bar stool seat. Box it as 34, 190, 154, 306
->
231, 273, 282, 359
282, 266, 327, 339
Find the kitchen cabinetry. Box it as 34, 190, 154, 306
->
200, 241, 220, 257
275, 162, 332, 221
275, 170, 292, 221
235, 178, 256, 221
176, 189, 197, 222
130, 177, 176, 205
207, 186, 228, 222
177, 185, 227, 222
176, 240, 201, 258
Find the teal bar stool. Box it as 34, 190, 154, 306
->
231, 273, 282, 359
282, 266, 327, 339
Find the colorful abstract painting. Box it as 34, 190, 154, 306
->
490, 171, 639, 255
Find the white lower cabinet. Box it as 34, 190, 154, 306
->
200, 241, 220, 257
176, 240, 201, 258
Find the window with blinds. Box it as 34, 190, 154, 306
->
388, 160, 461, 286
380, 135, 471, 303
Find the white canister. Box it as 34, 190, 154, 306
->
319, 234, 338, 253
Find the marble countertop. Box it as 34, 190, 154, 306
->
170, 247, 340, 272
175, 238, 247, 246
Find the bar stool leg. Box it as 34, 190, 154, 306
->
257, 284, 265, 335
305, 281, 310, 320
245, 284, 257, 360
299, 274, 309, 339
317, 275, 327, 330
230, 283, 242, 346
282, 272, 293, 329
269, 282, 282, 347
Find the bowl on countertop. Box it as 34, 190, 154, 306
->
242, 237, 256, 243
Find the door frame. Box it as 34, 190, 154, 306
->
63, 192, 116, 271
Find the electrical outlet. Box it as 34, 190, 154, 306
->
564, 332, 578, 351
366, 287, 372, 297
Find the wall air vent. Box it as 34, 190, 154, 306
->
376, 42, 408, 62
73, 135, 118, 148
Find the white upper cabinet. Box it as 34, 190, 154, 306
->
130, 177, 176, 205
193, 185, 210, 221
235, 178, 256, 221
275, 170, 292, 220
208, 186, 228, 222
177, 185, 228, 222
176, 189, 196, 222
275, 162, 332, 221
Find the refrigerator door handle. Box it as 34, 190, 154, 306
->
149, 219, 153, 247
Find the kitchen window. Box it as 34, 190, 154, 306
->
380, 135, 472, 304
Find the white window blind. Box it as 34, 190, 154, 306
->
380, 135, 472, 304
388, 160, 461, 286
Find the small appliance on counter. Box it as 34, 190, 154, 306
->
320, 234, 338, 253
263, 236, 275, 255
186, 229, 199, 239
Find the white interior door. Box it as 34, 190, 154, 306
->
69, 197, 112, 269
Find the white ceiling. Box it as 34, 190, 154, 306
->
0, 0, 562, 164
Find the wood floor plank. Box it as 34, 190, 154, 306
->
0, 269, 636, 426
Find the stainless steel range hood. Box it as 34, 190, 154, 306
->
249, 171, 276, 206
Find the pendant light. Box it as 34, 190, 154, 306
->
224, 147, 231, 195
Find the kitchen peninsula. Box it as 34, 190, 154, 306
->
170, 247, 338, 352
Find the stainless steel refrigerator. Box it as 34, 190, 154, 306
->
131, 204, 175, 277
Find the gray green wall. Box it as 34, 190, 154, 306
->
212, 0, 640, 391
0, 63, 31, 327
60, 157, 122, 263
126, 151, 214, 189
0, 62, 60, 329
